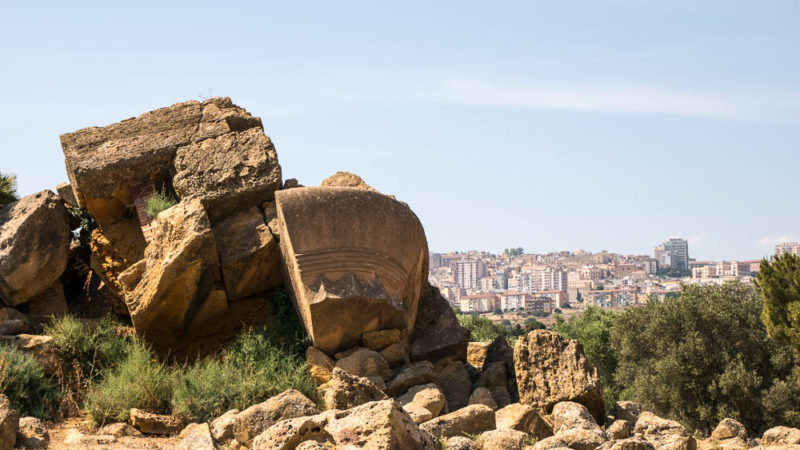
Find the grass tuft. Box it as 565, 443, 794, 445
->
144, 188, 177, 219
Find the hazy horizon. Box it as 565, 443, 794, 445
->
3, 1, 799, 262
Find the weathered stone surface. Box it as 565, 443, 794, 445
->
0, 307, 29, 335
533, 402, 608, 450
56, 182, 78, 207
320, 367, 388, 410
410, 283, 469, 362
335, 348, 392, 381
22, 282, 68, 318
551, 401, 600, 434
334, 347, 362, 360
596, 438, 656, 450
0, 190, 70, 306
120, 198, 228, 354
98, 422, 141, 437
711, 418, 747, 441
386, 361, 437, 396
420, 404, 496, 440
435, 358, 473, 411
306, 346, 335, 384
614, 401, 641, 426
173, 127, 281, 220
469, 387, 498, 410
233, 389, 320, 447
515, 330, 605, 424
634, 411, 696, 450
761, 426, 800, 446
445, 435, 480, 450
607, 420, 630, 440
17, 416, 48, 449
129, 409, 184, 435
213, 207, 282, 300
321, 171, 378, 192
362, 328, 404, 351
275, 186, 428, 355
467, 342, 490, 368
496, 403, 552, 440
177, 423, 215, 450
210, 409, 239, 442
380, 342, 410, 367
475, 362, 512, 408
479, 429, 529, 450
396, 383, 447, 423
484, 335, 518, 403
252, 399, 435, 449
90, 226, 142, 302
61, 97, 262, 203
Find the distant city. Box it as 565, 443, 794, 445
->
429, 239, 800, 315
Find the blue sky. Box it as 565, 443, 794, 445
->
2, 1, 799, 260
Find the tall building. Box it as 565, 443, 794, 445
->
453, 259, 485, 289
776, 242, 800, 257
429, 253, 443, 269
655, 238, 689, 269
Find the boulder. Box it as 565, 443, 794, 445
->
475, 362, 511, 408
596, 438, 656, 450
0, 307, 29, 335
420, 404, 496, 440
213, 207, 282, 301
178, 423, 216, 450
22, 282, 69, 318
533, 402, 608, 450
761, 426, 800, 446
445, 435, 480, 449
251, 399, 435, 449
478, 429, 529, 450
711, 418, 746, 441
496, 403, 552, 440
210, 409, 239, 442
469, 387, 498, 410
514, 330, 605, 424
396, 383, 447, 423
120, 197, 239, 355
551, 401, 600, 434
334, 348, 392, 381
129, 409, 184, 435
56, 182, 78, 207
362, 328, 404, 351
410, 283, 469, 362
275, 186, 428, 355
90, 226, 142, 302
483, 335, 518, 403
380, 342, 410, 367
467, 342, 490, 368
0, 190, 70, 306
172, 127, 281, 220
306, 346, 335, 384
607, 420, 630, 440
17, 417, 48, 449
320, 171, 378, 192
320, 368, 388, 410
386, 361, 437, 396
435, 358, 473, 411
233, 389, 320, 447
633, 411, 696, 450
614, 401, 641, 426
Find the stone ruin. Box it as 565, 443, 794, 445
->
0, 97, 467, 360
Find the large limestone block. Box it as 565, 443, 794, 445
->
410, 282, 470, 362
120, 198, 226, 353
275, 186, 428, 355
173, 127, 281, 220
634, 411, 696, 450
420, 404, 496, 440
0, 191, 70, 306
60, 97, 262, 204
320, 368, 388, 410
213, 207, 282, 300
514, 330, 606, 424
233, 389, 320, 447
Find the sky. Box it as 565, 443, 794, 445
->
1, 0, 799, 261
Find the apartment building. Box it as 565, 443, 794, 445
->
776, 242, 800, 257
453, 259, 486, 289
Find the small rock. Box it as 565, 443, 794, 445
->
320, 367, 388, 410
596, 437, 656, 450
233, 389, 320, 446
445, 435, 480, 449
711, 418, 747, 441
614, 401, 641, 425
396, 383, 447, 423
469, 387, 498, 410
335, 348, 392, 381
496, 403, 552, 440
0, 395, 19, 450
420, 404, 496, 440
17, 416, 48, 449
306, 346, 335, 384
178, 423, 215, 450
467, 342, 490, 368
210, 409, 239, 442
762, 426, 800, 445
607, 419, 630, 440
365, 376, 387, 391
362, 328, 403, 351
129, 408, 185, 435
478, 429, 529, 450
380, 342, 410, 367
386, 361, 437, 396
634, 411, 696, 450
98, 422, 141, 437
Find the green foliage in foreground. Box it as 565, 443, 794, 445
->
144, 188, 177, 218
552, 307, 619, 409
0, 172, 18, 207
611, 282, 800, 435
457, 313, 511, 342
0, 346, 57, 418
757, 253, 800, 355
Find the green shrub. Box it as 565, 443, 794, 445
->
0, 346, 57, 418
0, 172, 18, 207
84, 340, 176, 426
757, 253, 800, 354
456, 313, 510, 342
144, 189, 177, 218
171, 327, 318, 422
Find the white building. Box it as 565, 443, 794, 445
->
776, 242, 800, 257
453, 259, 486, 289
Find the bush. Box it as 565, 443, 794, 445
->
757, 253, 800, 354
171, 327, 318, 422
456, 313, 509, 342
84, 340, 176, 425
144, 188, 177, 218
0, 172, 18, 207
0, 346, 57, 418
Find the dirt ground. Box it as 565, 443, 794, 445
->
44, 419, 179, 450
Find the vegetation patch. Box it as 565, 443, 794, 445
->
0, 345, 57, 418
144, 188, 177, 219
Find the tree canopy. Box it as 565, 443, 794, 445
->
757, 253, 800, 354
0, 172, 18, 207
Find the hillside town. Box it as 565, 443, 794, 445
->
428, 238, 798, 315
